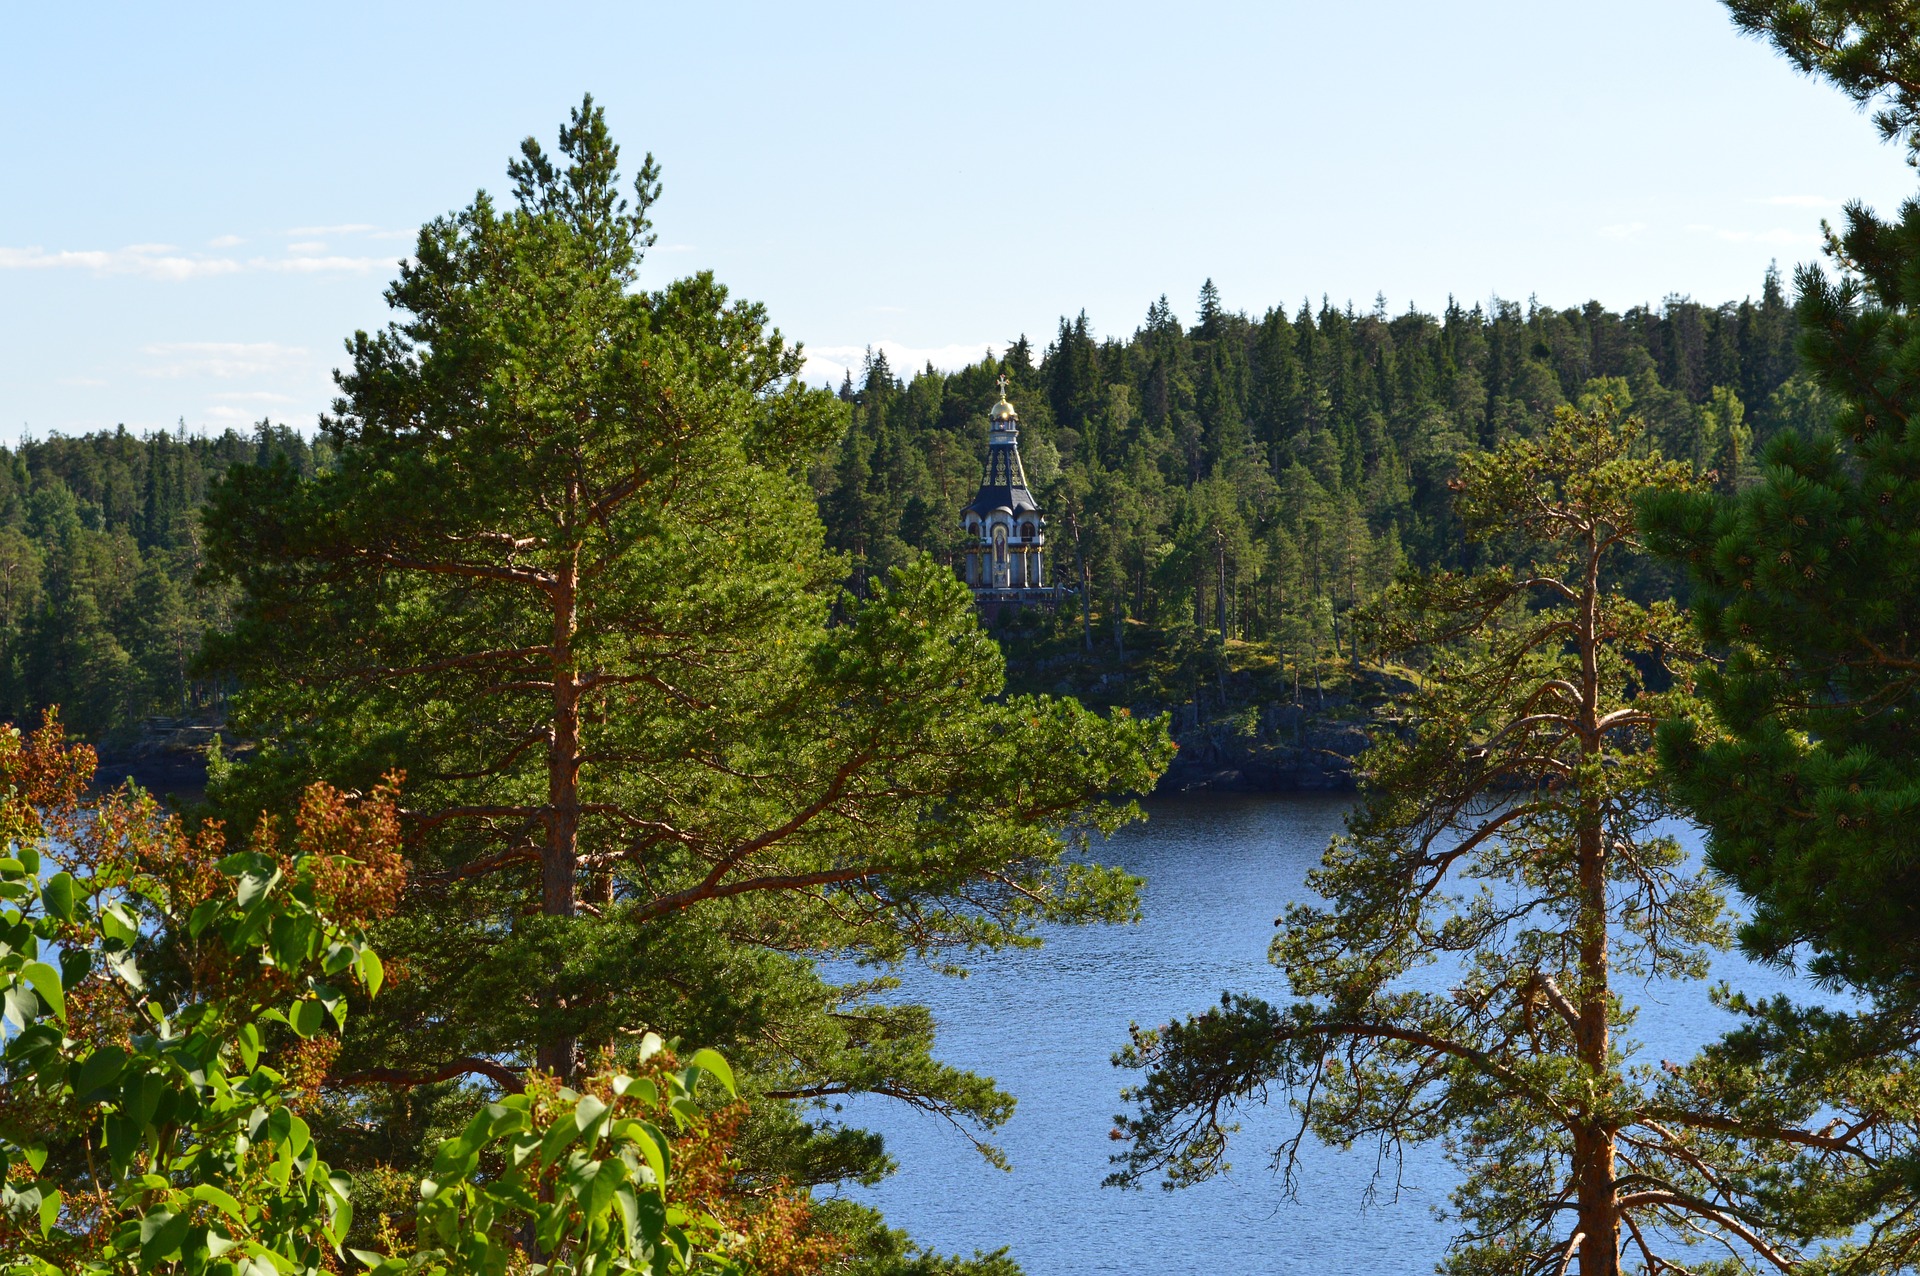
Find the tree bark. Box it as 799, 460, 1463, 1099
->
539, 534, 582, 1081
1574, 527, 1619, 1276
1072, 514, 1092, 652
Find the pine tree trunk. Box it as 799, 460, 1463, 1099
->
540, 544, 581, 1081
1075, 525, 1092, 652
1574, 531, 1618, 1276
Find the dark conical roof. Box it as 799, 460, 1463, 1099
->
963, 380, 1042, 522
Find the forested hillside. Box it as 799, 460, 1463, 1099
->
0, 273, 1823, 749
0, 422, 320, 739
820, 270, 1822, 649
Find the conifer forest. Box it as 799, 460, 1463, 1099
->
12, 4, 1920, 1276
0, 277, 1811, 747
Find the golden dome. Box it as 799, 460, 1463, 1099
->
988, 372, 1019, 425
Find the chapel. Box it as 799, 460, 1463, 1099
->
960, 376, 1056, 611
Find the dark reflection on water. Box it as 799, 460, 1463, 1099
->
831, 796, 1801, 1275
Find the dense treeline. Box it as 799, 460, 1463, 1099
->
0, 422, 321, 739
3, 277, 1822, 747
819, 270, 1826, 660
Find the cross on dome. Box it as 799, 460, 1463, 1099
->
989, 375, 1019, 426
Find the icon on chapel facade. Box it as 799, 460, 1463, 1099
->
960, 376, 1059, 613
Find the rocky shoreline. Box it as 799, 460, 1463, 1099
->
1157, 705, 1371, 792
88, 666, 1401, 802
91, 718, 230, 798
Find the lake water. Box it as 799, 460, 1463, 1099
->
832, 795, 1802, 1275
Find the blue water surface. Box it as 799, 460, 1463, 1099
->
829, 796, 1803, 1276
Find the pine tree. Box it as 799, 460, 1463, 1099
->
1110, 406, 1837, 1275
1629, 8, 1920, 1261
1644, 0, 1920, 1009
200, 99, 1172, 1212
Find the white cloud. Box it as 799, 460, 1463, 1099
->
209, 234, 245, 247
286, 240, 327, 253
287, 223, 378, 236
1687, 224, 1820, 246
803, 340, 1003, 387
0, 239, 397, 280
0, 244, 244, 280
1599, 222, 1647, 240
1759, 195, 1836, 208
140, 341, 310, 380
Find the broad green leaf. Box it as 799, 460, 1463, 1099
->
3, 985, 36, 1030
124, 1069, 165, 1129
574, 1092, 609, 1139
188, 897, 222, 939
103, 1114, 138, 1174
38, 872, 75, 922
286, 997, 325, 1039
57, 946, 90, 991
104, 948, 144, 992
310, 980, 347, 1031
432, 1145, 480, 1184
623, 1120, 668, 1189
324, 1181, 353, 1245
320, 939, 352, 975
241, 1248, 295, 1276
583, 1155, 625, 1225
214, 851, 256, 877
70, 1045, 128, 1098
236, 870, 275, 909
686, 1048, 736, 1097
20, 960, 61, 1022
100, 901, 138, 946
486, 1100, 530, 1137
357, 946, 384, 997
538, 1110, 580, 1168
192, 1183, 244, 1220
283, 1112, 312, 1163
613, 1183, 640, 1251
139, 1210, 191, 1264
36, 1187, 59, 1239
237, 1021, 262, 1070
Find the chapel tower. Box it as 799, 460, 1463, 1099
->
961, 376, 1055, 611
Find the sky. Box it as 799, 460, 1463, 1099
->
3, 0, 1917, 440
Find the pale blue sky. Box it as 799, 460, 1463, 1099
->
3, 1, 1915, 439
